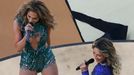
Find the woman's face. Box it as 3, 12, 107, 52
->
93, 47, 106, 63
26, 11, 39, 24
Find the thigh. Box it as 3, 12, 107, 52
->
42, 63, 58, 75
19, 69, 37, 75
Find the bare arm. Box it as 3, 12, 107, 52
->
13, 20, 27, 52
46, 27, 51, 47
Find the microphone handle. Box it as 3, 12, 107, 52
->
76, 61, 87, 70
76, 66, 80, 70
76, 58, 94, 70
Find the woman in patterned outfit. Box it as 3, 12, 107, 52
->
13, 0, 58, 75
79, 38, 121, 75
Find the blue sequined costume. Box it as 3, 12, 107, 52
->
16, 17, 55, 73
82, 63, 113, 75
92, 63, 113, 75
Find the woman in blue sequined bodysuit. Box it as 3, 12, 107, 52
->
79, 38, 121, 75
13, 0, 58, 75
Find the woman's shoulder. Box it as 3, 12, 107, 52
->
14, 16, 25, 32
92, 63, 113, 75
15, 16, 25, 26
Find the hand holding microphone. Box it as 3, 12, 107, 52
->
76, 58, 94, 71
25, 22, 34, 42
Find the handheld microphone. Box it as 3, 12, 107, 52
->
76, 58, 94, 70
29, 22, 34, 26
26, 22, 34, 42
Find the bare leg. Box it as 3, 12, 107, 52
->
42, 63, 58, 75
19, 69, 37, 75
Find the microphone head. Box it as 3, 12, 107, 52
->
85, 58, 94, 65
29, 22, 34, 26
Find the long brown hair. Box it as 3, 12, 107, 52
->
15, 0, 55, 29
92, 38, 121, 75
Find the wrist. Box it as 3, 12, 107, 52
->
81, 67, 88, 72
25, 33, 30, 42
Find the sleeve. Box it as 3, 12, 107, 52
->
82, 70, 89, 75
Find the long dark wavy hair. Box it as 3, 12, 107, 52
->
15, 0, 55, 29
92, 38, 121, 75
